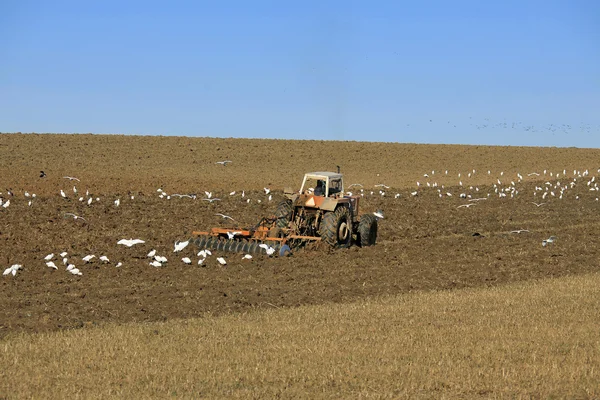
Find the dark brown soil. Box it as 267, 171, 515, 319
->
1, 133, 600, 335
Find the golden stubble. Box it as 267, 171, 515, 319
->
2, 273, 599, 399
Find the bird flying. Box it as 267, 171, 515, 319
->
173, 240, 189, 252
216, 213, 234, 221
117, 238, 145, 247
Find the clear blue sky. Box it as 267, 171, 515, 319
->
1, 1, 599, 147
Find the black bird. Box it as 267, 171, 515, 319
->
40, 171, 46, 178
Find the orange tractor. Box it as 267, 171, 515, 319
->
192, 171, 378, 256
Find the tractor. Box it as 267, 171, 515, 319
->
192, 170, 378, 256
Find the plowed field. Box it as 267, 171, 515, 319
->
2, 133, 600, 335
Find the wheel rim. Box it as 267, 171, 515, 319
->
338, 221, 349, 242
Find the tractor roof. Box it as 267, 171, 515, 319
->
304, 172, 343, 180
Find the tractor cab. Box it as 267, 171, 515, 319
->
299, 172, 344, 198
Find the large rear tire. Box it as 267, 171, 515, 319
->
275, 200, 293, 228
320, 206, 353, 248
357, 214, 378, 247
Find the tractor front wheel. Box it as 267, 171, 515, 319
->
320, 207, 353, 248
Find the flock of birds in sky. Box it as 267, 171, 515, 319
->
3, 163, 600, 277
407, 117, 599, 136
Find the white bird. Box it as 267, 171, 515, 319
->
197, 258, 205, 266
542, 236, 557, 247
154, 255, 168, 263
24, 191, 30, 197
173, 240, 189, 252
62, 257, 68, 265
457, 203, 476, 209
60, 190, 67, 198
204, 191, 212, 199
60, 251, 68, 257
44, 253, 54, 261
264, 187, 271, 194
203, 198, 221, 203
150, 260, 162, 267
63, 176, 80, 182
258, 243, 275, 256
411, 191, 418, 196
99, 256, 110, 263
3, 264, 22, 276
229, 191, 236, 196
66, 264, 75, 271
73, 186, 77, 194
215, 160, 232, 166
510, 229, 529, 234
373, 210, 384, 219
82, 255, 95, 263
182, 257, 192, 264
117, 238, 145, 247
65, 212, 86, 222
227, 231, 242, 239
147, 249, 157, 258
216, 257, 227, 265
46, 261, 58, 270
87, 197, 93, 205
69, 268, 82, 275
115, 262, 123, 268
2, 199, 9, 209
114, 199, 120, 207
78, 196, 84, 202
531, 202, 546, 207
374, 184, 390, 189
242, 254, 252, 260
197, 250, 209, 258
216, 213, 234, 221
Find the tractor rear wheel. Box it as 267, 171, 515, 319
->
320, 206, 353, 248
275, 200, 293, 228
357, 214, 378, 247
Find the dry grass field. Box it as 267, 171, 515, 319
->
1, 132, 600, 398
2, 274, 599, 398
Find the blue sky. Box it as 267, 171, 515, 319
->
1, 1, 599, 147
